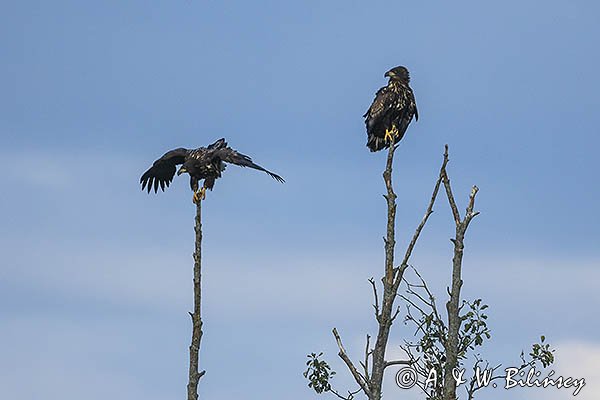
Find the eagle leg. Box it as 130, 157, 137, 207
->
192, 187, 207, 204
384, 124, 400, 143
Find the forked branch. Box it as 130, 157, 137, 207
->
329, 145, 452, 400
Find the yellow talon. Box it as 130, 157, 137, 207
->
384, 128, 393, 143
193, 187, 207, 204
384, 124, 399, 143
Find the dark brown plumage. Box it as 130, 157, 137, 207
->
363, 66, 418, 152
140, 138, 284, 202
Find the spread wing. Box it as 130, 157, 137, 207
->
207, 137, 227, 150
213, 147, 285, 183
140, 148, 189, 193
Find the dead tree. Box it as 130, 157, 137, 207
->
441, 163, 480, 400
398, 148, 554, 400
187, 201, 206, 400
304, 145, 554, 400
305, 144, 449, 400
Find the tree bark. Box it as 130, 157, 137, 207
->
187, 202, 205, 400
443, 228, 464, 400
368, 144, 399, 400
330, 145, 448, 400
441, 173, 479, 400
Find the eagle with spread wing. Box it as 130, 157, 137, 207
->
140, 138, 284, 203
363, 66, 418, 152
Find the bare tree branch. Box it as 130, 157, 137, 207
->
315, 145, 450, 400
441, 145, 461, 226
187, 202, 205, 400
441, 146, 480, 400
383, 359, 412, 369
371, 145, 449, 399
368, 278, 380, 321
466, 357, 503, 400
405, 266, 444, 325
330, 387, 363, 400
368, 144, 399, 400
363, 335, 371, 382
396, 145, 449, 282
382, 144, 398, 285
332, 328, 371, 396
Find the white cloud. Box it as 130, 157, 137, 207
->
0, 316, 169, 400
3, 240, 378, 321
2, 153, 73, 188
5, 235, 600, 325
0, 150, 141, 189
528, 340, 600, 400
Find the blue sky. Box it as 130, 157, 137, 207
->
1, 1, 599, 399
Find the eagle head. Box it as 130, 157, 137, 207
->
384, 66, 410, 82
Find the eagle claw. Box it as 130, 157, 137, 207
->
193, 187, 206, 204
384, 125, 399, 143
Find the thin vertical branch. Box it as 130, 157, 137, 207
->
441, 146, 479, 400
441, 145, 461, 226
187, 202, 205, 400
395, 145, 449, 282
333, 328, 371, 396
383, 143, 398, 285
368, 143, 398, 400
330, 145, 448, 400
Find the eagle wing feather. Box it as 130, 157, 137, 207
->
213, 148, 285, 183
140, 148, 189, 193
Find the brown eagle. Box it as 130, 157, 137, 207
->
140, 138, 284, 203
363, 66, 418, 152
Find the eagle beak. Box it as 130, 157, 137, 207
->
177, 166, 187, 176
385, 70, 395, 78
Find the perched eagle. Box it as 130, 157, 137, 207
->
140, 138, 284, 203
363, 66, 418, 152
